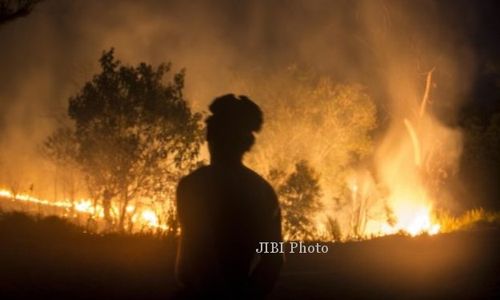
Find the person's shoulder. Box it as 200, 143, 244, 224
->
178, 165, 211, 188
243, 166, 277, 197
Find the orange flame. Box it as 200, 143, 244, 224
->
0, 188, 167, 232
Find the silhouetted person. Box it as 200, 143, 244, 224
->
175, 94, 283, 298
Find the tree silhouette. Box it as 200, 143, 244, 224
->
44, 49, 203, 231
273, 160, 322, 240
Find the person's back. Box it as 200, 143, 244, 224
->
175, 94, 283, 298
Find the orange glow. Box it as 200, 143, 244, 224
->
0, 188, 168, 232
346, 69, 451, 238
403, 118, 421, 167
387, 204, 440, 237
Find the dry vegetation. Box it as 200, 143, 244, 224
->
0, 211, 498, 299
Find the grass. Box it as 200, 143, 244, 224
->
0, 211, 498, 299
438, 208, 500, 233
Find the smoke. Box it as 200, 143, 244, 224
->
358, 0, 474, 214
0, 0, 480, 217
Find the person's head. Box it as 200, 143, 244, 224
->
205, 94, 263, 164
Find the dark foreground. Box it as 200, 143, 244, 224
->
0, 213, 498, 299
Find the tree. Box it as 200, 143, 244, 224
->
42, 121, 81, 212
44, 49, 203, 231
0, 0, 40, 25
236, 66, 377, 184
274, 160, 322, 240
233, 66, 377, 239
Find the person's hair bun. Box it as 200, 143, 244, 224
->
209, 94, 263, 133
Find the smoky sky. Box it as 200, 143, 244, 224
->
0, 0, 496, 113
0, 0, 498, 194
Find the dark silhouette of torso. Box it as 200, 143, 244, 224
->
176, 164, 281, 295
175, 94, 283, 298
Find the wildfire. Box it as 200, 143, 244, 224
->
74, 200, 95, 214
378, 70, 441, 236
0, 71, 493, 240
0, 188, 166, 232
140, 210, 160, 227
382, 204, 440, 237
349, 178, 442, 238
0, 189, 73, 209
342, 69, 452, 239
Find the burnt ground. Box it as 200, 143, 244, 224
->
0, 212, 498, 300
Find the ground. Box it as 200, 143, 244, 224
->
0, 212, 498, 299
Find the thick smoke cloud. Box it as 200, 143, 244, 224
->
0, 0, 481, 202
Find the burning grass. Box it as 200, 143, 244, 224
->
0, 188, 171, 235
438, 208, 500, 233
1, 188, 499, 241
